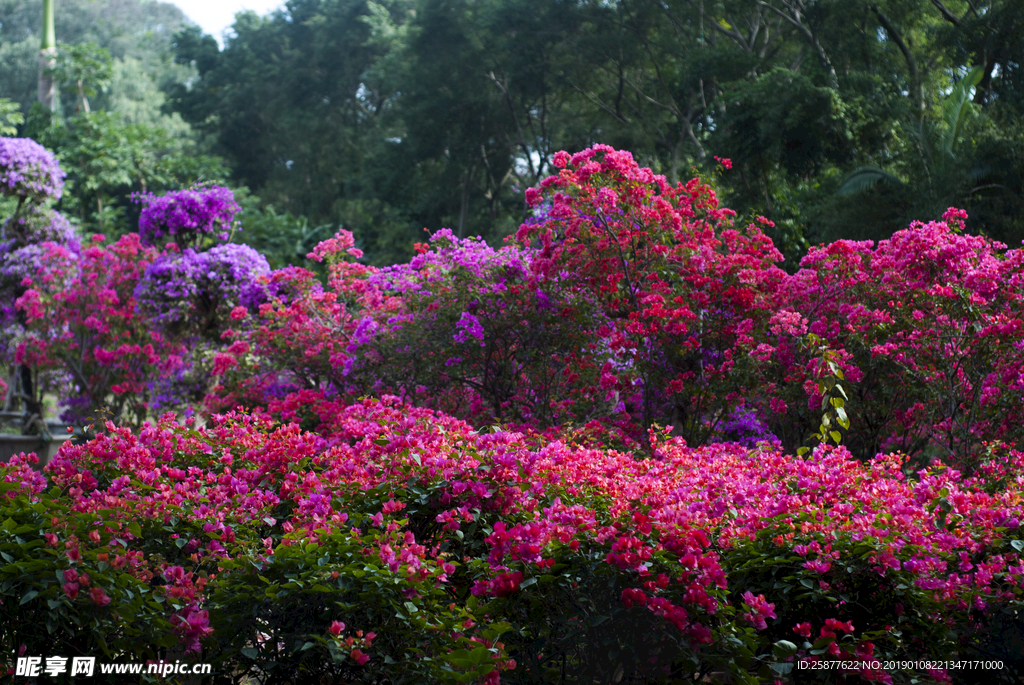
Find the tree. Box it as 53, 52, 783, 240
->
52, 42, 114, 114
37, 0, 56, 111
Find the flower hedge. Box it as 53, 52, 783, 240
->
2, 398, 1023, 682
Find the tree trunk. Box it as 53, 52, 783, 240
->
77, 80, 90, 114
37, 0, 56, 111
457, 163, 474, 239
37, 49, 57, 111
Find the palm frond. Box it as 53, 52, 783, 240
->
836, 167, 906, 196
939, 66, 983, 159
967, 164, 992, 184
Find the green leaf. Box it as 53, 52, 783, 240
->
1011, 540, 1023, 552
771, 662, 795, 675
158, 634, 180, 648
940, 66, 984, 158
773, 640, 798, 658
811, 636, 835, 650
445, 649, 475, 668
20, 590, 39, 605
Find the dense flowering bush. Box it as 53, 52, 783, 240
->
514, 145, 787, 446
1, 397, 1023, 683
196, 146, 1024, 468
136, 186, 240, 248
0, 210, 76, 251
745, 208, 1024, 468
134, 243, 270, 342
1, 137, 78, 430
8, 139, 1024, 683
349, 229, 605, 429
203, 243, 367, 414
0, 137, 65, 207
15, 234, 184, 425
0, 213, 80, 331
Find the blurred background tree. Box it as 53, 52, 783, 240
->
2, 0, 1022, 268
1, 0, 316, 270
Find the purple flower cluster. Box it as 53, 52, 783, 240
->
134, 243, 270, 338
0, 241, 79, 292
711, 405, 779, 448
136, 186, 241, 247
453, 312, 486, 346
367, 229, 533, 296
146, 354, 207, 413
0, 137, 65, 204
1, 211, 77, 252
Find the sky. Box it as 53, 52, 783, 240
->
168, 0, 286, 46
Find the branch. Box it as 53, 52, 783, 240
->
758, 1, 839, 88
681, 0, 752, 51
487, 71, 536, 180
929, 0, 960, 25
871, 5, 924, 113
568, 83, 630, 125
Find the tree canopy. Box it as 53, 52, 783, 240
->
162, 0, 1023, 265
4, 0, 1023, 266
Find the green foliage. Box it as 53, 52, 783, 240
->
0, 98, 24, 136
51, 42, 114, 114
0, 483, 178, 664
233, 187, 331, 270
26, 110, 227, 233
0, 0, 194, 115
204, 522, 457, 684
161, 0, 1024, 266
836, 167, 906, 196
796, 335, 851, 457
717, 510, 1012, 681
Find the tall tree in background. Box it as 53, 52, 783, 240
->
36, 0, 55, 110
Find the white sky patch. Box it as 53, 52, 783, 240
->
168, 0, 286, 47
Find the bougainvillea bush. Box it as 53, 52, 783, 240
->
755, 209, 1024, 469
15, 233, 184, 425
347, 229, 607, 429
2, 399, 1023, 684
5, 139, 1024, 683
0, 137, 78, 429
